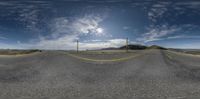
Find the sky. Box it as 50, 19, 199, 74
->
0, 0, 200, 50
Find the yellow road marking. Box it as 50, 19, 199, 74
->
66, 53, 143, 62
165, 52, 173, 60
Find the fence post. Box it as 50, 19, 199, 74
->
77, 40, 79, 53
126, 38, 128, 52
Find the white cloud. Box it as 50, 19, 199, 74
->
148, 6, 168, 22
0, 35, 7, 40
0, 1, 13, 6
0, 1, 51, 32
18, 38, 127, 50
50, 15, 105, 37
79, 39, 126, 50
19, 35, 78, 50
136, 24, 200, 43
137, 25, 180, 43
123, 26, 129, 30
50, 17, 70, 38
16, 15, 110, 50
18, 8, 39, 31
72, 15, 105, 36
167, 35, 200, 39
176, 1, 200, 8
147, 1, 200, 23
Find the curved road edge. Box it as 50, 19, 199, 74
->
161, 50, 200, 81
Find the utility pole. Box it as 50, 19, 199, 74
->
77, 40, 79, 53
126, 38, 128, 53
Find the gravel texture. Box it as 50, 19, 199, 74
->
0, 50, 200, 99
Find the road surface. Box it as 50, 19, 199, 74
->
0, 49, 200, 99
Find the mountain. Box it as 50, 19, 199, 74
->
119, 44, 147, 50
100, 44, 167, 50
147, 45, 167, 50
101, 47, 118, 50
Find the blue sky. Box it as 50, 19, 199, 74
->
0, 0, 200, 49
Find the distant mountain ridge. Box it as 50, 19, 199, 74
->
120, 44, 147, 50
146, 45, 167, 50
101, 44, 167, 50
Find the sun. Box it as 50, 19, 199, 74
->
96, 28, 103, 33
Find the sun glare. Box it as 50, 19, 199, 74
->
96, 28, 103, 33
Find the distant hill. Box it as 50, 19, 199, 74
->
101, 47, 118, 50
120, 44, 147, 50
101, 44, 167, 50
147, 45, 167, 50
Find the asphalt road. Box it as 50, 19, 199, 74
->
0, 49, 200, 99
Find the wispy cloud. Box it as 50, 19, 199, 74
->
19, 35, 78, 50
146, 1, 200, 24
167, 35, 200, 39
50, 15, 105, 37
148, 4, 168, 22
18, 14, 110, 50
122, 26, 130, 30
0, 36, 7, 40
17, 13, 126, 50
19, 38, 127, 50
175, 1, 200, 9
0, 1, 14, 6
0, 1, 52, 32
79, 39, 126, 50
137, 25, 180, 43
136, 24, 200, 43
72, 15, 105, 36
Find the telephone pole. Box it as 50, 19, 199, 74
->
126, 38, 128, 53
77, 40, 79, 53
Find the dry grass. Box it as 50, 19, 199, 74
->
0, 49, 41, 55
185, 51, 200, 55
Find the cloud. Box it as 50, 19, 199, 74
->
1, 1, 111, 50
148, 7, 168, 22
17, 14, 109, 50
137, 25, 180, 43
146, 1, 200, 24
19, 35, 78, 50
50, 17, 70, 38
72, 15, 105, 36
18, 38, 127, 50
18, 8, 39, 31
0, 1, 51, 32
50, 15, 105, 37
79, 39, 126, 50
0, 1, 13, 6
147, 2, 170, 23
136, 24, 200, 43
122, 26, 129, 30
175, 1, 200, 9
167, 35, 200, 39
0, 36, 7, 40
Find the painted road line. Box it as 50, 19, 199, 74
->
166, 53, 173, 60
164, 51, 172, 60
66, 53, 143, 62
